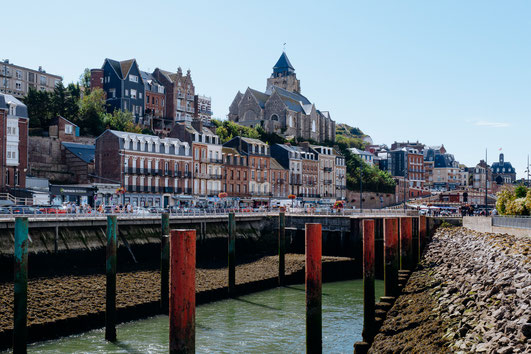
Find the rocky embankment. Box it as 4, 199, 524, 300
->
370, 227, 531, 353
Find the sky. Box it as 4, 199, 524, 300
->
5, 0, 530, 178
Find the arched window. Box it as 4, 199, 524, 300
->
312, 120, 316, 132
288, 115, 293, 127
270, 114, 279, 121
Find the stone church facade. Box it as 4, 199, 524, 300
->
228, 52, 335, 143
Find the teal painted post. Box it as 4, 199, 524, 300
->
228, 212, 236, 294
278, 212, 286, 285
13, 217, 28, 354
161, 213, 170, 312
105, 216, 117, 342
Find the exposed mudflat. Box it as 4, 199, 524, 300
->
0, 254, 347, 333
370, 226, 531, 353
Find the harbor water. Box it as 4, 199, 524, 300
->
27, 280, 383, 353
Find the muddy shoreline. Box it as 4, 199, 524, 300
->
0, 254, 355, 349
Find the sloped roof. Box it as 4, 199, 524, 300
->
241, 137, 266, 145
273, 52, 295, 75
120, 59, 135, 78
222, 147, 241, 156
270, 158, 287, 170
249, 88, 269, 108
0, 93, 28, 118
62, 142, 95, 163
273, 86, 311, 105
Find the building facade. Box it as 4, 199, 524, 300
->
152, 67, 195, 123
91, 59, 146, 123
140, 71, 166, 134
0, 94, 29, 190
95, 130, 192, 207
1, 60, 62, 98
228, 52, 335, 143
194, 95, 212, 123
222, 147, 249, 199
491, 153, 516, 185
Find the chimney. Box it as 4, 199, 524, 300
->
191, 119, 203, 133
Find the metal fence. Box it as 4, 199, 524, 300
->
492, 216, 531, 230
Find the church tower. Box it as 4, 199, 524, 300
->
266, 52, 301, 93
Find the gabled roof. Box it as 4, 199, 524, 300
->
240, 137, 266, 145
222, 147, 241, 156
104, 58, 139, 81
120, 59, 135, 78
0, 93, 28, 118
51, 115, 78, 127
62, 142, 95, 163
248, 88, 269, 108
270, 158, 287, 170
273, 86, 310, 105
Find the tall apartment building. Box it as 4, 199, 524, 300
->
194, 95, 212, 123
407, 148, 425, 197
168, 120, 222, 196
153, 67, 195, 123
0, 60, 62, 98
334, 151, 347, 199
269, 158, 289, 198
270, 144, 303, 196
0, 94, 29, 190
223, 136, 271, 203
95, 130, 192, 207
222, 147, 249, 199
140, 71, 167, 134
91, 59, 146, 123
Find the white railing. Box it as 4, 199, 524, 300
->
492, 215, 531, 230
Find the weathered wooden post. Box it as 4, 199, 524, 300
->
278, 211, 286, 286
400, 217, 413, 270
169, 229, 196, 354
419, 215, 427, 261
105, 215, 117, 342
161, 213, 170, 312
362, 219, 375, 343
383, 218, 399, 298
228, 212, 236, 295
306, 223, 322, 354
13, 217, 28, 353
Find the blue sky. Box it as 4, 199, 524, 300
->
6, 0, 530, 178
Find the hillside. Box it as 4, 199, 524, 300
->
335, 123, 369, 150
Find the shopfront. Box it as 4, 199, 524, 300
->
50, 185, 96, 206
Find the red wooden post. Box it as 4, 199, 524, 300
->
419, 215, 427, 260
169, 229, 196, 354
362, 219, 376, 342
305, 223, 322, 354
383, 218, 399, 298
400, 218, 413, 270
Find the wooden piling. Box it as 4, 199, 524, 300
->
383, 218, 399, 298
13, 217, 28, 354
228, 212, 236, 295
169, 229, 196, 354
362, 219, 376, 343
161, 213, 170, 312
306, 223, 322, 354
105, 215, 117, 342
399, 217, 413, 270
419, 215, 427, 261
278, 212, 286, 286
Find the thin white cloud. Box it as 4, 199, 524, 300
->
474, 120, 510, 128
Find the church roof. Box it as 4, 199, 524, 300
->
273, 52, 295, 76
273, 52, 294, 71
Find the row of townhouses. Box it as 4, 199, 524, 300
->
90, 59, 212, 135
94, 120, 346, 208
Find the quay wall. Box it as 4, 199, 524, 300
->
463, 216, 531, 237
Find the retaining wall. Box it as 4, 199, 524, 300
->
463, 216, 530, 237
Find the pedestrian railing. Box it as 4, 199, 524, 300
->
492, 215, 531, 230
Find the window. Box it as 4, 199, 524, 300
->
65, 124, 73, 134
131, 89, 137, 99
109, 88, 116, 98
129, 75, 138, 83
15, 70, 22, 79
40, 75, 47, 85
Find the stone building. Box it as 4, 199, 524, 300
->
152, 67, 195, 123
228, 52, 335, 143
1, 59, 62, 98
0, 94, 29, 190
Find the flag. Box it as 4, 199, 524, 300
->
498, 148, 502, 151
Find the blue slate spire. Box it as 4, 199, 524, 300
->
272, 52, 295, 77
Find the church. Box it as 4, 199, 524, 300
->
228, 52, 335, 143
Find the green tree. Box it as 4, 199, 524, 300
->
514, 185, 528, 198
104, 109, 142, 133
23, 87, 52, 128
51, 82, 67, 118
79, 68, 91, 94
64, 83, 80, 122
78, 88, 106, 136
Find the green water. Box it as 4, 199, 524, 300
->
27, 280, 383, 353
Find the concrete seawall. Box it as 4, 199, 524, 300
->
463, 216, 531, 237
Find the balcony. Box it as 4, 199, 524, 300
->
336, 185, 346, 190
324, 167, 333, 172
164, 187, 174, 193
290, 175, 302, 185
184, 188, 192, 194
324, 180, 333, 185
195, 172, 208, 179
277, 178, 285, 184
177, 93, 184, 99
183, 171, 192, 178
186, 107, 194, 113
208, 190, 221, 196
187, 95, 194, 101
209, 174, 223, 180
209, 158, 223, 164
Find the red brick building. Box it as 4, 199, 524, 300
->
222, 147, 249, 198
95, 130, 192, 207
152, 67, 195, 123
269, 158, 288, 198
140, 71, 167, 134
0, 94, 29, 191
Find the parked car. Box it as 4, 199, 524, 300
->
12, 206, 43, 215
39, 205, 67, 214
132, 207, 153, 215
